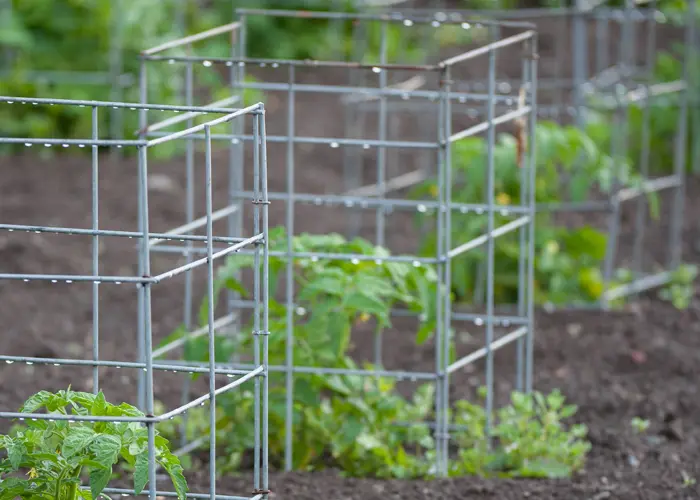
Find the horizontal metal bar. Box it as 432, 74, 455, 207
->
151, 233, 264, 283
147, 104, 262, 147
447, 326, 528, 374
602, 271, 673, 302
536, 200, 611, 213
0, 411, 150, 424
593, 80, 687, 109
449, 106, 531, 142
0, 368, 264, 424
616, 174, 681, 203
342, 75, 426, 104
448, 216, 531, 259
158, 366, 264, 421
0, 355, 250, 377
440, 30, 536, 67
0, 95, 239, 114
142, 22, 242, 55
0, 273, 151, 284
218, 297, 529, 327
98, 487, 254, 500
143, 53, 440, 72
343, 169, 429, 197
0, 223, 248, 245
235, 7, 536, 28
141, 95, 242, 134
152, 313, 237, 358
145, 130, 440, 149
231, 190, 529, 214
149, 204, 241, 247
0, 138, 145, 147
152, 243, 439, 265
235, 80, 516, 104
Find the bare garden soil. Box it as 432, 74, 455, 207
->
1, 14, 699, 500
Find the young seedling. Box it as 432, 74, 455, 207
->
630, 417, 651, 434
0, 388, 187, 500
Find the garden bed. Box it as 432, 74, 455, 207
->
0, 148, 699, 500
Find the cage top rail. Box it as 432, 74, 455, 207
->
0, 95, 241, 114
234, 7, 537, 30
141, 53, 441, 72
145, 103, 264, 147
144, 28, 536, 73
142, 21, 242, 55
394, 4, 660, 20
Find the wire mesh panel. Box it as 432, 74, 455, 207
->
138, 9, 538, 478
348, 0, 697, 311
0, 96, 270, 499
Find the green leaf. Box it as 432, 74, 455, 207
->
92, 392, 108, 417
158, 451, 189, 500
6, 439, 25, 469
90, 466, 112, 499
62, 427, 96, 459
518, 459, 572, 478
415, 320, 435, 345
90, 434, 121, 469
334, 415, 365, 453
133, 452, 149, 495
20, 391, 53, 413
344, 290, 388, 324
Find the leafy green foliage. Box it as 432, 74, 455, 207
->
658, 263, 698, 309
412, 121, 645, 305
0, 388, 187, 500
451, 389, 591, 478
158, 231, 591, 479
630, 416, 651, 434
159, 229, 440, 476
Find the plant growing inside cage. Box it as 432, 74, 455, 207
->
411, 121, 654, 305
0, 388, 187, 500
160, 228, 441, 475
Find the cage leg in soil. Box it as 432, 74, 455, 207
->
138, 10, 538, 477
345, 1, 697, 311
0, 95, 270, 499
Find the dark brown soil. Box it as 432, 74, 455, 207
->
1, 13, 699, 500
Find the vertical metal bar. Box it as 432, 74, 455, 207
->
91, 106, 100, 394
137, 60, 148, 411
668, 0, 695, 269
516, 51, 529, 392
229, 13, 248, 355
260, 107, 271, 500
632, 1, 657, 285
573, 0, 588, 128
552, 5, 566, 122
284, 65, 296, 473
179, 55, 195, 449
375, 20, 389, 248
374, 20, 389, 377
138, 145, 157, 499
252, 114, 262, 490
602, 0, 633, 308
484, 38, 497, 440
109, 0, 125, 148
433, 69, 447, 479
595, 12, 609, 75
440, 64, 453, 477
204, 125, 217, 500
525, 35, 539, 394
